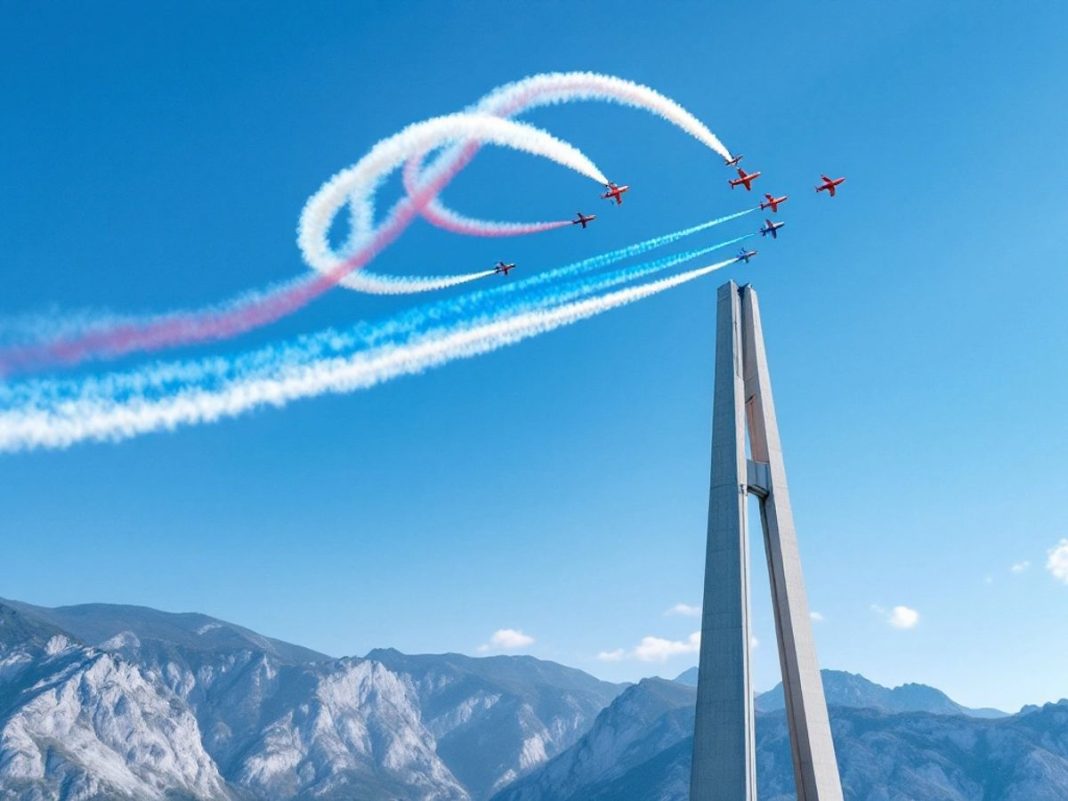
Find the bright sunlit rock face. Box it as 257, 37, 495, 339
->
0, 600, 621, 801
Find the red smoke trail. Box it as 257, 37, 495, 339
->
0, 151, 463, 377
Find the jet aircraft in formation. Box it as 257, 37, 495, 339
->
483, 149, 844, 284
760, 193, 789, 213
728, 168, 761, 191
601, 182, 630, 205
760, 219, 785, 239
815, 174, 846, 196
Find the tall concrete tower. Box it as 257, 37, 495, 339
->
690, 281, 843, 801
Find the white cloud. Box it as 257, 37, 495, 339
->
665, 603, 702, 618
1010, 560, 1030, 574
1048, 540, 1068, 584
871, 604, 919, 629
888, 606, 920, 630
750, 635, 759, 650
633, 631, 701, 662
810, 611, 825, 622
478, 628, 535, 653
601, 626, 758, 664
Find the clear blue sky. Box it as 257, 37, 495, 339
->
2, 2, 1067, 712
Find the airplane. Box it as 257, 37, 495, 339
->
759, 219, 785, 239
572, 212, 597, 229
601, 182, 630, 204
760, 193, 789, 213
815, 174, 846, 196
728, 168, 761, 191
494, 261, 517, 276
723, 154, 744, 167
736, 248, 758, 263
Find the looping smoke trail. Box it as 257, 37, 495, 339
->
1, 73, 733, 376
401, 147, 574, 237
299, 113, 607, 294
404, 71, 733, 239
0, 72, 747, 450
0, 252, 739, 453
0, 112, 607, 375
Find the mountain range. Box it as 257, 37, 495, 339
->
2, 597, 1066, 801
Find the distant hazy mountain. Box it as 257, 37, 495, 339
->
1, 597, 1062, 801
494, 678, 1068, 801
674, 666, 1006, 718
0, 597, 331, 664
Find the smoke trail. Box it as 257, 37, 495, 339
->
406, 71, 734, 238
0, 114, 606, 375
0, 222, 749, 412
401, 148, 574, 237
0, 73, 738, 380
298, 113, 608, 293
0, 256, 738, 452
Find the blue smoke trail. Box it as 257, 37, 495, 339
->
0, 227, 754, 410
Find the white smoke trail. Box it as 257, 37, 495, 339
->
405, 71, 733, 239
0, 110, 609, 377
1, 73, 735, 376
299, 113, 608, 295
0, 257, 735, 452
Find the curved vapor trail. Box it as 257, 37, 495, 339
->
1, 72, 734, 376
0, 254, 739, 453
0, 113, 606, 376
0, 71, 745, 453
403, 71, 733, 239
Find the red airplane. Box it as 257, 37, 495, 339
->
724, 154, 744, 167
760, 193, 789, 213
572, 212, 597, 229
729, 168, 761, 191
759, 219, 785, 239
736, 248, 758, 264
601, 182, 630, 204
815, 174, 845, 196
494, 261, 516, 276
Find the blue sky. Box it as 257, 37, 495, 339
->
2, 2, 1067, 711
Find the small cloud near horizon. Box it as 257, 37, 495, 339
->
596, 632, 701, 663
1047, 540, 1068, 584
478, 628, 535, 653
598, 629, 761, 663
871, 604, 920, 630
1010, 560, 1031, 574
888, 606, 920, 629
665, 603, 702, 618
810, 611, 825, 622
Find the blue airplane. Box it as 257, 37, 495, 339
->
736, 248, 758, 263
759, 219, 785, 239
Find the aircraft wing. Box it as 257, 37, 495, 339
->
827, 185, 836, 197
